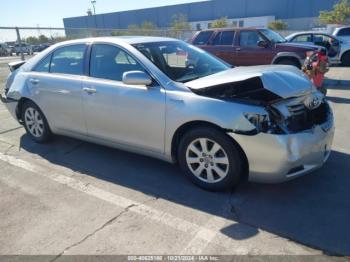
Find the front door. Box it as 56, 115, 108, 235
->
235, 30, 275, 66
82, 43, 166, 153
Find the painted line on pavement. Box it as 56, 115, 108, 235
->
0, 152, 218, 247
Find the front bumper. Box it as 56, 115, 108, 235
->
0, 93, 18, 120
229, 117, 335, 183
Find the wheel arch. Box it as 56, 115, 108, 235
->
272, 53, 302, 68
170, 120, 249, 180
16, 97, 47, 124
341, 50, 350, 64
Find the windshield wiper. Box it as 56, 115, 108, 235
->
182, 76, 201, 83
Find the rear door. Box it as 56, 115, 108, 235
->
235, 30, 275, 65
29, 44, 87, 135
202, 30, 237, 65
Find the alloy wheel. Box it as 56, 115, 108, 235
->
24, 107, 45, 138
186, 138, 229, 183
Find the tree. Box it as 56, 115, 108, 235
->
211, 17, 228, 28
26, 36, 39, 45
319, 0, 350, 24
128, 24, 140, 30
38, 34, 49, 43
268, 20, 288, 30
51, 36, 67, 43
171, 13, 191, 30
140, 21, 157, 30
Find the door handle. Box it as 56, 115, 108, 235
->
82, 87, 97, 94
29, 78, 39, 85
236, 47, 241, 51
169, 98, 184, 104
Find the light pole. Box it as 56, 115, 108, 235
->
91, 0, 97, 34
91, 0, 96, 15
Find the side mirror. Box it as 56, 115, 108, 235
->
257, 40, 269, 48
122, 71, 152, 86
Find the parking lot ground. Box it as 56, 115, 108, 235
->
0, 60, 349, 257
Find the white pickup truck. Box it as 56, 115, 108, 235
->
13, 43, 33, 56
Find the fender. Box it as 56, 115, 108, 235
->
271, 52, 303, 65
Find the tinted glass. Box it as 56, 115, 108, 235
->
314, 34, 333, 45
337, 28, 350, 36
260, 29, 287, 43
213, 31, 235, 46
240, 31, 264, 47
292, 34, 312, 42
221, 31, 235, 45
212, 32, 222, 45
33, 55, 51, 73
90, 44, 144, 81
193, 31, 213, 45
50, 45, 85, 75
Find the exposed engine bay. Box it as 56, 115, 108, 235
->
190, 76, 331, 135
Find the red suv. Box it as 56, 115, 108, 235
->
191, 28, 322, 68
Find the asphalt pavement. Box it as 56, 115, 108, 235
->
0, 59, 349, 257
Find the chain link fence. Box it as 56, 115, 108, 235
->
0, 24, 337, 61
0, 26, 197, 61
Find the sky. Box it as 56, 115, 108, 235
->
0, 0, 205, 27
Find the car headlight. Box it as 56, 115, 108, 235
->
244, 113, 271, 133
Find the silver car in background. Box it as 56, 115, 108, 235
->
333, 26, 350, 43
286, 31, 350, 66
1, 37, 334, 191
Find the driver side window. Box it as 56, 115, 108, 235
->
240, 31, 264, 47
90, 44, 144, 81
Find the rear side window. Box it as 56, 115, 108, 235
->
291, 34, 312, 42
33, 55, 52, 73
337, 28, 350, 36
50, 44, 86, 75
193, 31, 213, 45
213, 31, 235, 45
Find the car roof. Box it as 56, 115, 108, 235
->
53, 36, 179, 47
335, 26, 350, 30
286, 31, 338, 39
199, 27, 264, 32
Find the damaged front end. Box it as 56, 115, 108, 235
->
187, 67, 332, 135
186, 66, 334, 183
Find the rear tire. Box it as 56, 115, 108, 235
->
276, 58, 301, 68
341, 52, 350, 66
21, 101, 52, 143
178, 127, 243, 191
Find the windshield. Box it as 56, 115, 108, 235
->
133, 41, 230, 83
260, 29, 287, 43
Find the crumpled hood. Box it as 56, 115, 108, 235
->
185, 65, 313, 99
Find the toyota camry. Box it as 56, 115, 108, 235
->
1, 37, 334, 191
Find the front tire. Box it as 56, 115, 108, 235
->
178, 127, 243, 191
22, 101, 52, 143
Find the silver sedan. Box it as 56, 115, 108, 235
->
1, 37, 334, 191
